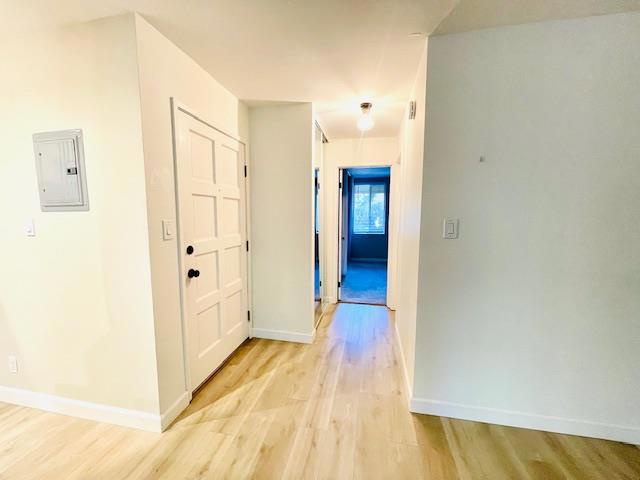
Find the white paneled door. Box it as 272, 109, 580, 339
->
174, 107, 249, 392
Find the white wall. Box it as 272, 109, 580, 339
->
0, 15, 160, 414
414, 12, 640, 444
323, 137, 401, 305
134, 14, 249, 413
249, 103, 315, 342
394, 41, 429, 400
0, 12, 252, 429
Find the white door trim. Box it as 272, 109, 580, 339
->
337, 168, 344, 302
170, 98, 251, 396
328, 163, 399, 307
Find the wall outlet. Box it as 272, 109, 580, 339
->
8, 355, 18, 374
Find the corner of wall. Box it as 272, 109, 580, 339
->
0, 14, 161, 419
248, 103, 316, 342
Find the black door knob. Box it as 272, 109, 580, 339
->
188, 268, 200, 279
186, 245, 194, 255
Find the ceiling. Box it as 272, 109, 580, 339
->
435, 0, 640, 35
4, 1, 640, 139
2, 0, 456, 139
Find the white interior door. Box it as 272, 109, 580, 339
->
175, 108, 249, 391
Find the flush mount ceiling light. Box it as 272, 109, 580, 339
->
357, 102, 374, 132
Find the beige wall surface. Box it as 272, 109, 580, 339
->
134, 14, 248, 413
249, 103, 315, 338
394, 41, 429, 399
415, 12, 640, 438
0, 15, 160, 413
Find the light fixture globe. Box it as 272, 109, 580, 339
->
357, 102, 374, 132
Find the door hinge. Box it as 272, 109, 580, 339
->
244, 165, 248, 177
338, 281, 341, 288
247, 311, 251, 322
319, 280, 322, 287
339, 181, 342, 189
246, 240, 249, 252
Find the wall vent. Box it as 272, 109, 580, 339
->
408, 101, 417, 120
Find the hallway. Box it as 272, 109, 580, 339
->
1, 304, 639, 479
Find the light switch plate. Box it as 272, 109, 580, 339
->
162, 220, 175, 240
443, 218, 459, 239
25, 218, 36, 237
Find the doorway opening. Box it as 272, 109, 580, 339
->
338, 167, 390, 305
314, 168, 321, 314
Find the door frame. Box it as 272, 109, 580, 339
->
170, 98, 252, 396
336, 168, 351, 302
331, 163, 398, 308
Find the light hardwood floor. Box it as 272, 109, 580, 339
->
1, 303, 639, 479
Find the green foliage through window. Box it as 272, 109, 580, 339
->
352, 183, 385, 234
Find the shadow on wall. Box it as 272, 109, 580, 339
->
0, 292, 155, 412
0, 301, 30, 391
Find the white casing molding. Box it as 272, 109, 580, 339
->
410, 397, 640, 445
251, 327, 316, 344
0, 385, 163, 432
160, 391, 191, 431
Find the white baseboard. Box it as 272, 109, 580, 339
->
410, 397, 640, 445
393, 320, 413, 403
251, 327, 316, 344
0, 385, 162, 432
160, 391, 191, 431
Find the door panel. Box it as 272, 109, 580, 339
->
221, 198, 240, 235
175, 109, 249, 391
218, 145, 239, 186
197, 304, 221, 353
223, 246, 242, 283
193, 196, 217, 240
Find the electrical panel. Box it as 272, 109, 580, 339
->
33, 129, 89, 212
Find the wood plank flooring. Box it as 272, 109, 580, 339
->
1, 303, 639, 479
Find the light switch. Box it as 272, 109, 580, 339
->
162, 220, 175, 240
25, 218, 36, 237
443, 218, 459, 239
